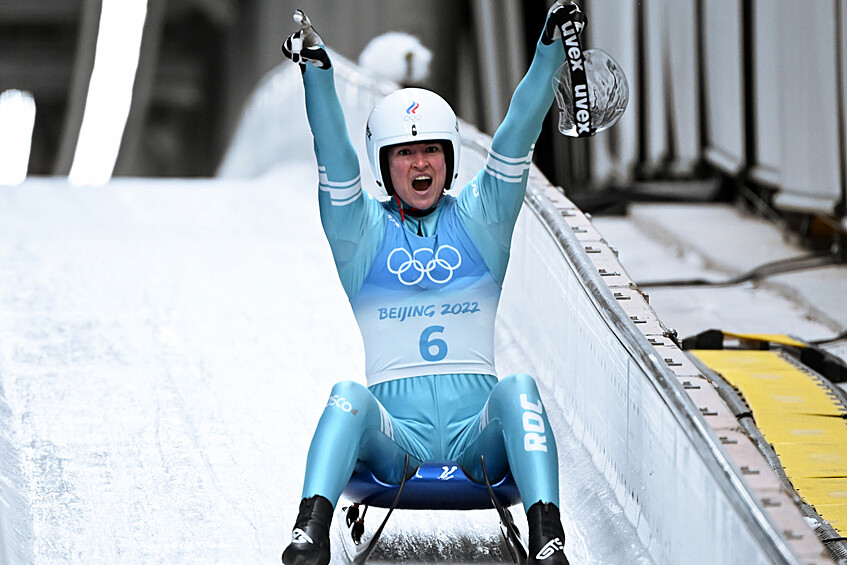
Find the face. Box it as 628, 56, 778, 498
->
386, 141, 447, 210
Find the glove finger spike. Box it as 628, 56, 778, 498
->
295, 9, 313, 30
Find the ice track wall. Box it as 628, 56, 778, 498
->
498, 175, 811, 565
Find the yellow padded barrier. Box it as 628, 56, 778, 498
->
693, 349, 847, 535
721, 332, 809, 349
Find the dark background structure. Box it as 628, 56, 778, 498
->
2, 0, 845, 252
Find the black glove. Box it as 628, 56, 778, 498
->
281, 10, 331, 72
541, 0, 587, 46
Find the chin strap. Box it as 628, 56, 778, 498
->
393, 190, 445, 225
393, 194, 407, 223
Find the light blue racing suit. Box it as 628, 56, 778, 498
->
298, 32, 566, 513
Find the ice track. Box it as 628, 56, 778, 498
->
0, 172, 650, 564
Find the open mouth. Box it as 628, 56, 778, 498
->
412, 175, 432, 192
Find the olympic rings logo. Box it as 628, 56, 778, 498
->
387, 245, 462, 286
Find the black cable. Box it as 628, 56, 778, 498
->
810, 329, 847, 346
636, 252, 841, 288
646, 252, 847, 346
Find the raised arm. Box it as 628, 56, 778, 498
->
489, 1, 580, 160
459, 1, 578, 283
282, 12, 357, 186
282, 11, 383, 298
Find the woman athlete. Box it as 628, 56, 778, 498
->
281, 3, 581, 563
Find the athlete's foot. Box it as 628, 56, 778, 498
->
281, 495, 333, 565
527, 501, 570, 564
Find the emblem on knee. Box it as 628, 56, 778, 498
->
520, 394, 548, 452
327, 394, 359, 415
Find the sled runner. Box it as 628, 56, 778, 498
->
339, 455, 527, 564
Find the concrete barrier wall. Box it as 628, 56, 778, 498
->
749, 1, 782, 188
585, 0, 639, 186
701, 0, 745, 176
767, 0, 843, 215
585, 0, 845, 218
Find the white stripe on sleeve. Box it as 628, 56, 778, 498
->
318, 170, 363, 206
484, 148, 533, 183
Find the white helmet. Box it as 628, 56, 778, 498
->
365, 88, 460, 196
